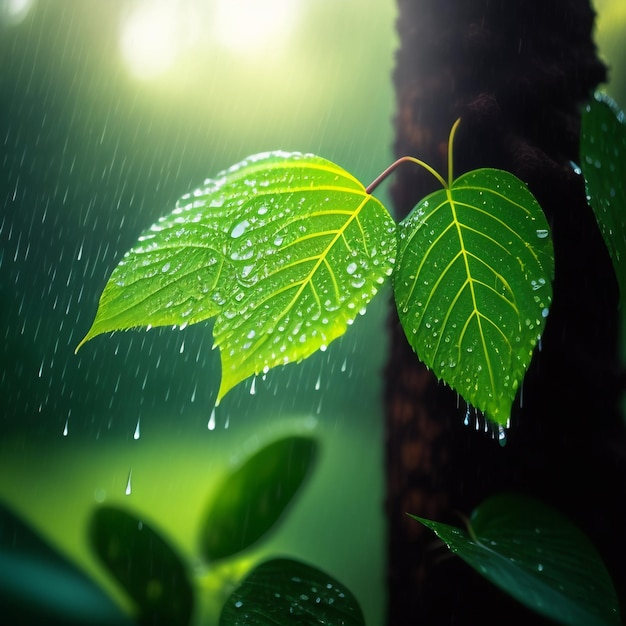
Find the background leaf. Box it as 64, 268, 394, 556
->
219, 558, 365, 626
580, 92, 626, 307
411, 493, 620, 626
0, 501, 131, 626
200, 436, 317, 562
212, 152, 396, 401
394, 168, 554, 425
90, 506, 193, 626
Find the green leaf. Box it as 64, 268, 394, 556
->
200, 436, 317, 562
212, 152, 396, 401
0, 501, 131, 626
76, 152, 396, 403
580, 92, 626, 306
394, 168, 554, 425
89, 506, 193, 626
411, 493, 620, 626
75, 179, 235, 351
219, 558, 365, 626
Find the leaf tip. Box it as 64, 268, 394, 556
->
74, 333, 90, 354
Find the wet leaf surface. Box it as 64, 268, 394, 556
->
77, 152, 396, 403
395, 168, 554, 425
200, 435, 317, 562
580, 92, 626, 308
411, 493, 620, 626
219, 558, 364, 626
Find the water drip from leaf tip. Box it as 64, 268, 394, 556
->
498, 424, 507, 446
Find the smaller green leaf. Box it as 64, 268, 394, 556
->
89, 506, 193, 626
0, 501, 131, 626
75, 184, 235, 351
580, 92, 626, 307
395, 168, 554, 425
219, 558, 365, 626
411, 493, 620, 626
200, 436, 317, 562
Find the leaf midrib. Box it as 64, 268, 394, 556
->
217, 194, 371, 370
446, 188, 498, 403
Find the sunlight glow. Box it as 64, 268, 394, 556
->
120, 1, 184, 80
0, 0, 35, 27
213, 0, 298, 53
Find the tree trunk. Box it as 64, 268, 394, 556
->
385, 1, 626, 623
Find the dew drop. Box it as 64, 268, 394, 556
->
231, 219, 250, 238
346, 262, 357, 275
536, 229, 549, 239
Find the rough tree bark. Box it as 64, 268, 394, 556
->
385, 1, 626, 624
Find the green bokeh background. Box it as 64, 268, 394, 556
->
0, 1, 396, 623
0, 1, 624, 625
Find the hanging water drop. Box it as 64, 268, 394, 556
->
498, 424, 507, 447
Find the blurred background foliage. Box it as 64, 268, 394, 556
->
0, 1, 624, 624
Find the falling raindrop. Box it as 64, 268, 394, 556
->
250, 376, 257, 395
63, 418, 69, 437
133, 417, 141, 440
208, 406, 216, 430
314, 372, 321, 391
125, 470, 132, 496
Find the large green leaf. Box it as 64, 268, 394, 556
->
200, 436, 317, 562
211, 153, 396, 401
89, 506, 193, 626
580, 92, 626, 307
394, 168, 554, 425
219, 558, 364, 626
76, 152, 396, 403
411, 493, 620, 626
